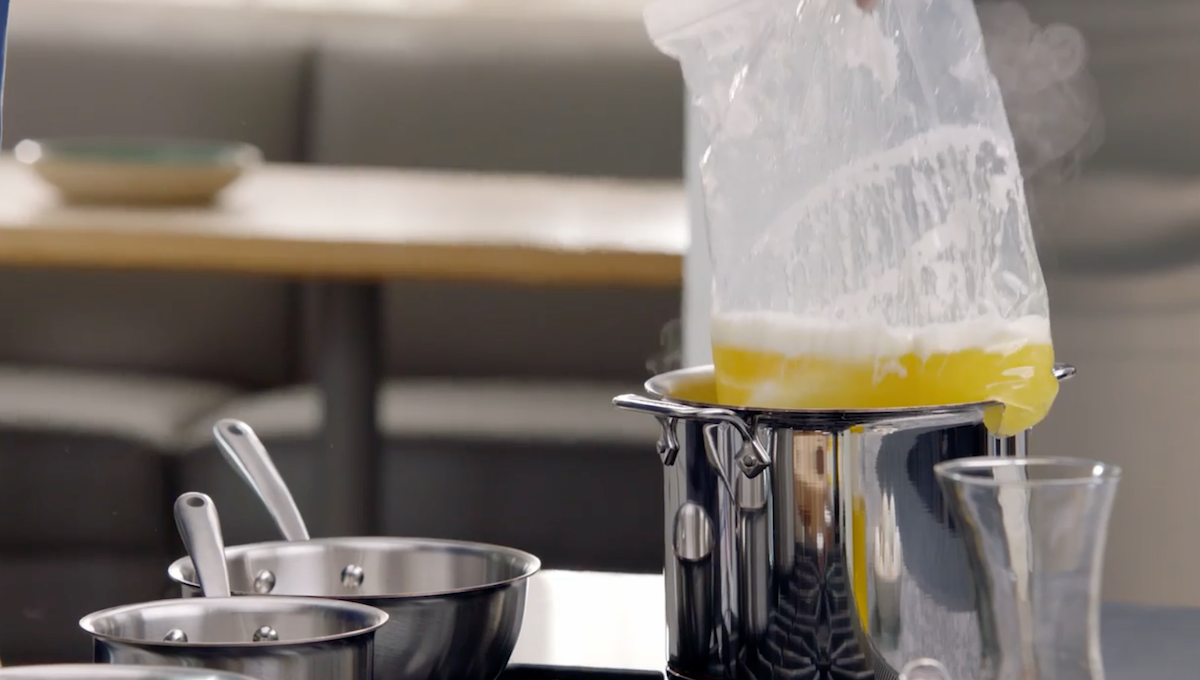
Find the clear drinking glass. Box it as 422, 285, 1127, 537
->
934, 457, 1121, 680
900, 658, 953, 680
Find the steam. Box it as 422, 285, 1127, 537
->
978, 1, 1105, 185
646, 318, 684, 375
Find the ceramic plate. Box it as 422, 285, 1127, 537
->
17, 138, 263, 206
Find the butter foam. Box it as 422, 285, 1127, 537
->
710, 312, 1053, 361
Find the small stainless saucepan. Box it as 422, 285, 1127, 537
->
84, 493, 388, 680
0, 665, 259, 680
167, 420, 541, 680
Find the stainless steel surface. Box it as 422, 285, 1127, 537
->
0, 666, 259, 680
80, 595, 386, 680
168, 537, 538, 680
169, 419, 542, 680
611, 394, 770, 474
213, 418, 310, 541
174, 493, 232, 599
612, 364, 1074, 680
83, 491, 388, 680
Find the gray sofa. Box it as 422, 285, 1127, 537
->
0, 0, 682, 663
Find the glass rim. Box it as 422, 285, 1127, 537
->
934, 456, 1121, 488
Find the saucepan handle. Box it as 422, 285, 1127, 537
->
213, 418, 310, 542
612, 394, 771, 476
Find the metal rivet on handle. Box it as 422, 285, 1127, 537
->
341, 564, 365, 588
736, 450, 762, 476
253, 569, 276, 594
252, 626, 279, 642
163, 629, 188, 643
734, 437, 771, 478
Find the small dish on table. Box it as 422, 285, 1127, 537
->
15, 137, 262, 206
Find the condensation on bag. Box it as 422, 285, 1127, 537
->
644, 0, 1095, 435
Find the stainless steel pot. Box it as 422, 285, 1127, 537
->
82, 493, 389, 680
166, 419, 540, 680
612, 364, 1075, 680
0, 665, 259, 680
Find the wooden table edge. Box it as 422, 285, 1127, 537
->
0, 230, 684, 287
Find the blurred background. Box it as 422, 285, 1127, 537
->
0, 0, 1193, 665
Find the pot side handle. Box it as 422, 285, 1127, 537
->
1053, 363, 1076, 382
612, 394, 771, 476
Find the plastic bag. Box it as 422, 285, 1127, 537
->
646, 0, 1073, 435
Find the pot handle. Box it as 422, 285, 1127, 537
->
1053, 363, 1076, 382
613, 394, 771, 476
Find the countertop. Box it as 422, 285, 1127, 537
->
513, 570, 1200, 680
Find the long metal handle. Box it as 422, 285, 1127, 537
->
213, 418, 311, 542
613, 394, 700, 421
174, 492, 232, 598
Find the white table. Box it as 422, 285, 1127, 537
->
512, 570, 666, 672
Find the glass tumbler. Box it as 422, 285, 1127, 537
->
935, 457, 1121, 680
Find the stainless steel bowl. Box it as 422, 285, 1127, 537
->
167, 419, 542, 680
0, 666, 258, 680
80, 595, 387, 680
168, 537, 539, 680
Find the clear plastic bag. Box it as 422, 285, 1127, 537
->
646, 0, 1069, 434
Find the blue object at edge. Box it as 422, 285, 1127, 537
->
0, 0, 12, 145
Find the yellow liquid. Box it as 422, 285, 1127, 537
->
851, 494, 868, 628
711, 341, 1058, 436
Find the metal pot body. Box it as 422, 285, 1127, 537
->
614, 365, 1072, 680
167, 537, 539, 680
80, 596, 386, 680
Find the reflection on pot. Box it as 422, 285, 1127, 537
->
614, 364, 1074, 680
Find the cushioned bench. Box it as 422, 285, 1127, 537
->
0, 365, 242, 664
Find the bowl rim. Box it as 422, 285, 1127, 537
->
18, 137, 263, 167
934, 456, 1123, 488
0, 665, 259, 680
167, 536, 542, 601
78, 595, 389, 648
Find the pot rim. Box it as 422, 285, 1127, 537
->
644, 363, 1074, 418
79, 595, 388, 648
934, 455, 1122, 487
166, 536, 541, 601
0, 667, 258, 680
